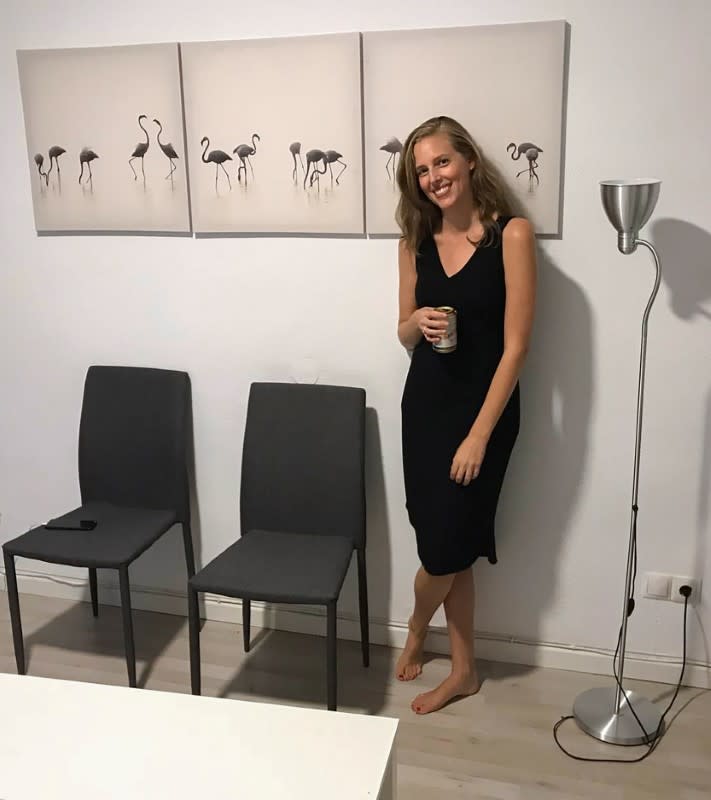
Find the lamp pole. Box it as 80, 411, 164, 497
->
572, 180, 664, 746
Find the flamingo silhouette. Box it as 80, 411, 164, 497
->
233, 133, 260, 183
380, 137, 402, 179
44, 145, 66, 184
33, 153, 47, 186
507, 141, 543, 187
324, 150, 347, 185
79, 147, 99, 184
49, 144, 67, 172
153, 118, 179, 179
289, 141, 305, 181
129, 114, 150, 180
201, 136, 232, 191
304, 149, 327, 189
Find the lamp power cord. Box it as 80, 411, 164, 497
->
553, 512, 692, 763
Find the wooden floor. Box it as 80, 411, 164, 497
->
1, 593, 709, 799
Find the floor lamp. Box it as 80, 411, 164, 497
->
573, 178, 663, 746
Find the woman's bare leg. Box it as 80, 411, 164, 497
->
395, 566, 455, 680
411, 567, 480, 713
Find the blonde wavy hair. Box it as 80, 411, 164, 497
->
395, 115, 521, 253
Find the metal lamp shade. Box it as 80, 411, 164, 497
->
600, 179, 661, 253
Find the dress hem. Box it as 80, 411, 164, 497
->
418, 550, 498, 576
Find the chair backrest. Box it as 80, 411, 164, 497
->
78, 366, 192, 523
240, 382, 366, 549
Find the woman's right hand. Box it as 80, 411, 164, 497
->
413, 307, 449, 343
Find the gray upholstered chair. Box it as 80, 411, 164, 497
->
2, 365, 195, 686
188, 382, 369, 710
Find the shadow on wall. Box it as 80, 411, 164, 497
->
653, 219, 711, 322
474, 246, 595, 672
653, 218, 711, 665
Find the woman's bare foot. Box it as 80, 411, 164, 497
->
411, 669, 480, 714
395, 617, 426, 681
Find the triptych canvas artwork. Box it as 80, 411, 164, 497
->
17, 21, 567, 236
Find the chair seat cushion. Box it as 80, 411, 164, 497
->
189, 530, 354, 604
3, 502, 178, 568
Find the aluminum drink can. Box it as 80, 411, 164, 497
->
433, 306, 457, 353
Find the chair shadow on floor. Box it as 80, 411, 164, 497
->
215, 623, 393, 715
22, 597, 185, 688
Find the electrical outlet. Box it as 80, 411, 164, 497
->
670, 576, 701, 605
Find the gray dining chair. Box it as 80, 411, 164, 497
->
188, 381, 369, 710
2, 365, 195, 686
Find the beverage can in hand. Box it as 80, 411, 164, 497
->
433, 306, 457, 353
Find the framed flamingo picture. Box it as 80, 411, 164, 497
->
181, 33, 364, 235
17, 43, 191, 233
362, 20, 567, 236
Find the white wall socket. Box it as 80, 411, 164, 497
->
670, 576, 701, 605
644, 572, 701, 604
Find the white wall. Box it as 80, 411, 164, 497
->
1, 0, 710, 683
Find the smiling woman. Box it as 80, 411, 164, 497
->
394, 116, 537, 715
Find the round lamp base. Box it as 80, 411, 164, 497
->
573, 687, 664, 746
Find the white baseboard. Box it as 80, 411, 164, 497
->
2, 567, 708, 690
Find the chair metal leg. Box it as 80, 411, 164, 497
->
357, 548, 370, 668
182, 522, 196, 578
242, 599, 251, 652
327, 600, 337, 711
89, 568, 99, 617
188, 585, 201, 695
3, 550, 26, 675
118, 567, 137, 688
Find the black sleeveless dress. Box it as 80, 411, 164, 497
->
401, 216, 520, 575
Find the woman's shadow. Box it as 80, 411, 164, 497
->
474, 245, 595, 681
478, 218, 711, 684
652, 218, 711, 668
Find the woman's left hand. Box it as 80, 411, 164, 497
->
450, 433, 488, 485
